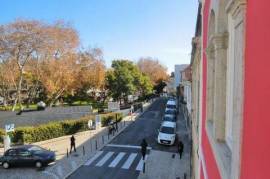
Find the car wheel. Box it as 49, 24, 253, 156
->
3, 162, 9, 169
35, 161, 42, 168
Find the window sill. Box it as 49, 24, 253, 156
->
206, 121, 232, 179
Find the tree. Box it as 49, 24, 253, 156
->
0, 20, 79, 110
105, 60, 153, 104
137, 57, 169, 85
154, 80, 167, 95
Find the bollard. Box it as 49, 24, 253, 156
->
67, 148, 69, 158
108, 132, 110, 140
143, 161, 146, 173
83, 146, 85, 156
124, 120, 126, 126
102, 135, 104, 144
184, 173, 187, 179
95, 140, 98, 150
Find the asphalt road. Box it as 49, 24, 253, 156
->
68, 98, 179, 179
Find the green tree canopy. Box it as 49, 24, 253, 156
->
105, 60, 153, 103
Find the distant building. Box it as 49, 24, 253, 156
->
174, 64, 188, 88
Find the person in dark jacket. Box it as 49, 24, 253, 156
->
178, 140, 184, 159
141, 138, 148, 160
70, 135, 76, 153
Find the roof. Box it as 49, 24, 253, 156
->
161, 121, 176, 128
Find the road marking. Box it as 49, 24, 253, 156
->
108, 152, 126, 168
71, 161, 77, 170
56, 166, 63, 177
107, 144, 152, 150
42, 171, 60, 179
136, 155, 148, 171
121, 153, 137, 169
96, 152, 114, 167
84, 151, 103, 166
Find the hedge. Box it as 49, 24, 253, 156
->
0, 129, 4, 144
1, 112, 123, 145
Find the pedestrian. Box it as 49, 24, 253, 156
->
70, 135, 76, 153
140, 138, 148, 160
178, 140, 184, 159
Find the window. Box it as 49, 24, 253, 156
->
160, 127, 174, 134
6, 149, 17, 156
18, 149, 31, 157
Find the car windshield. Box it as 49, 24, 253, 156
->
160, 126, 174, 134
28, 146, 45, 153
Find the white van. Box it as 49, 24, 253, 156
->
157, 121, 176, 145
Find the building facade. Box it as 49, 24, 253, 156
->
191, 0, 270, 179
174, 64, 188, 88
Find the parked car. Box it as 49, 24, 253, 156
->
164, 109, 177, 120
163, 114, 176, 122
0, 145, 56, 169
37, 101, 46, 111
165, 99, 178, 114
157, 121, 176, 145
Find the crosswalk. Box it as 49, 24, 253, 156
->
84, 150, 148, 171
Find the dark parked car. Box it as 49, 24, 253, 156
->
0, 145, 55, 169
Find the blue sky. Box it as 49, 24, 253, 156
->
1, 0, 198, 73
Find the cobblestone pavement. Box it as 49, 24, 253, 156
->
0, 106, 92, 128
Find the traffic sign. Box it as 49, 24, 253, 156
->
5, 124, 15, 132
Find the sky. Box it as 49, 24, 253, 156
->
1, 0, 198, 73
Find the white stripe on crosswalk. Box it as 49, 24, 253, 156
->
84, 151, 103, 166
108, 152, 126, 168
96, 152, 114, 167
121, 153, 137, 169
136, 155, 148, 171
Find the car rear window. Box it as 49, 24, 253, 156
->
6, 149, 17, 156
163, 116, 174, 121
165, 110, 176, 115
29, 146, 45, 153
160, 126, 174, 134
166, 104, 176, 109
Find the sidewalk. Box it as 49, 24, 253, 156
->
138, 102, 191, 179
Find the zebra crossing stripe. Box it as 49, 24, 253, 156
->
96, 152, 114, 167
136, 155, 148, 171
121, 153, 137, 169
108, 152, 126, 168
84, 151, 103, 166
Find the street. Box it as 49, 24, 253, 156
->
68, 98, 181, 179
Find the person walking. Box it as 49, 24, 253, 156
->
178, 140, 184, 159
141, 138, 148, 160
70, 135, 76, 153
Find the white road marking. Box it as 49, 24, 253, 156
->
96, 152, 114, 167
108, 152, 126, 168
71, 161, 77, 170
136, 155, 148, 171
84, 151, 103, 166
121, 153, 137, 169
42, 171, 60, 179
107, 144, 152, 150
56, 166, 63, 177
